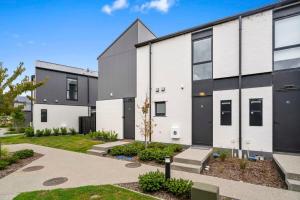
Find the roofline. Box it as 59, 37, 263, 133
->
97, 18, 156, 60
36, 60, 98, 78
136, 0, 300, 48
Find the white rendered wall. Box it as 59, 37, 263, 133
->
33, 104, 88, 131
241, 87, 272, 152
96, 99, 123, 139
213, 90, 239, 149
213, 20, 239, 78
136, 33, 192, 145
242, 10, 273, 75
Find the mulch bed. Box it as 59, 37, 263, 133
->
0, 153, 43, 179
118, 182, 234, 200
201, 157, 287, 189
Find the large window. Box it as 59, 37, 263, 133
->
193, 37, 212, 80
220, 100, 232, 126
67, 78, 78, 100
249, 98, 263, 126
155, 102, 166, 116
274, 14, 300, 70
41, 109, 47, 122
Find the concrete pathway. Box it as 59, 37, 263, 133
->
1, 144, 300, 200
0, 128, 21, 138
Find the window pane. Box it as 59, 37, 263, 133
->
193, 62, 212, 81
249, 99, 263, 126
193, 37, 211, 63
221, 100, 232, 126
275, 15, 300, 48
41, 109, 47, 122
155, 102, 166, 116
67, 78, 78, 100
274, 47, 300, 70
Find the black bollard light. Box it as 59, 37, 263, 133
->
165, 156, 171, 180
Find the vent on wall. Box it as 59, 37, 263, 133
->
171, 126, 180, 139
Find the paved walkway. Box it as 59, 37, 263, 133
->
0, 128, 21, 138
1, 144, 300, 200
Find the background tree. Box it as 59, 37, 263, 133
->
0, 62, 45, 116
137, 95, 156, 148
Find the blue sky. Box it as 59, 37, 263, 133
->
0, 0, 277, 78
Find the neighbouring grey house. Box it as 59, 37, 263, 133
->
33, 60, 98, 132
14, 96, 32, 126
96, 19, 156, 140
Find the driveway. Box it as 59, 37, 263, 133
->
1, 144, 300, 200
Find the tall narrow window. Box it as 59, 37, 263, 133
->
67, 78, 78, 100
274, 14, 300, 70
41, 109, 47, 122
249, 98, 263, 126
155, 102, 166, 116
220, 100, 232, 126
193, 37, 212, 81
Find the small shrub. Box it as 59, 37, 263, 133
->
219, 151, 227, 162
164, 178, 193, 198
110, 142, 144, 156
60, 127, 67, 135
148, 142, 167, 149
18, 127, 25, 133
0, 160, 9, 170
240, 159, 247, 170
8, 127, 15, 131
4, 155, 19, 165
25, 127, 34, 137
44, 128, 52, 136
0, 146, 9, 159
167, 144, 183, 152
35, 129, 44, 137
69, 128, 77, 135
53, 128, 60, 136
138, 170, 165, 192
138, 148, 157, 161
89, 130, 118, 142
13, 149, 34, 159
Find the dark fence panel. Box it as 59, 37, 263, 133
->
79, 115, 96, 134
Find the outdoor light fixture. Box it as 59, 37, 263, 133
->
165, 156, 171, 180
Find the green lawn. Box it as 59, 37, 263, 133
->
14, 185, 155, 200
0, 135, 101, 153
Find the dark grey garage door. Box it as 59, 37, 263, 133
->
192, 96, 213, 146
273, 70, 300, 153
123, 98, 135, 139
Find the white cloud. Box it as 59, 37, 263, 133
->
102, 0, 129, 15
27, 40, 35, 45
137, 0, 176, 13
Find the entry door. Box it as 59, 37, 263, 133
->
123, 98, 135, 139
274, 89, 300, 153
192, 96, 213, 146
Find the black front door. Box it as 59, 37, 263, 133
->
274, 70, 300, 153
274, 90, 300, 152
123, 98, 135, 139
192, 96, 213, 146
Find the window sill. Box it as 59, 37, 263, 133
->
153, 115, 168, 117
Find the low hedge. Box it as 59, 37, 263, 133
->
25, 127, 34, 137
110, 142, 145, 156
0, 160, 9, 170
13, 149, 34, 159
138, 171, 193, 197
89, 130, 118, 142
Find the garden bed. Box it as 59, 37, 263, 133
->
118, 182, 235, 200
0, 152, 43, 179
201, 156, 286, 189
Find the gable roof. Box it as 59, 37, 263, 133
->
136, 0, 299, 48
97, 19, 156, 60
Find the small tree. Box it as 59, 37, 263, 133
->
11, 109, 25, 132
137, 95, 156, 148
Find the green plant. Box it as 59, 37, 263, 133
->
89, 130, 118, 142
13, 149, 34, 159
165, 144, 183, 152
0, 160, 9, 170
240, 159, 247, 170
44, 128, 52, 136
164, 178, 193, 198
25, 126, 34, 137
8, 127, 15, 131
110, 142, 145, 156
219, 151, 227, 162
18, 127, 25, 133
138, 170, 165, 192
53, 128, 60, 136
0, 146, 9, 159
60, 127, 67, 135
148, 142, 167, 149
69, 128, 77, 135
35, 129, 44, 137
3, 155, 19, 165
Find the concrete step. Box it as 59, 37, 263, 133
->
87, 149, 106, 156
173, 157, 202, 166
92, 145, 108, 152
287, 179, 300, 192
171, 162, 202, 174
286, 173, 300, 182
